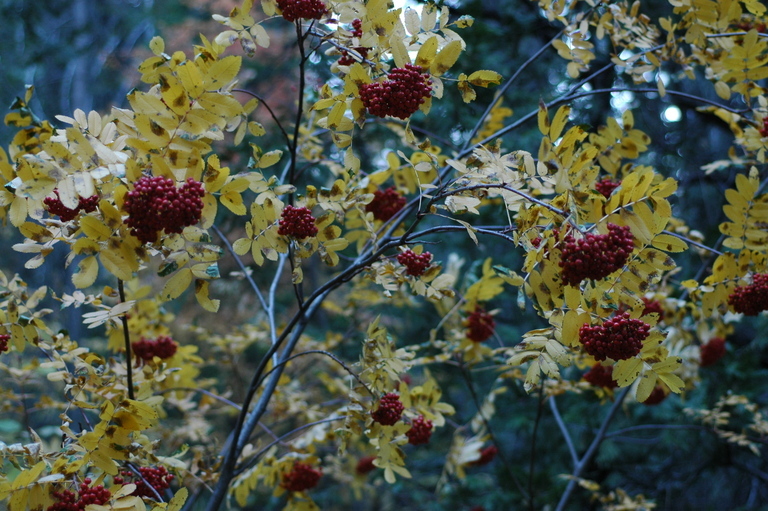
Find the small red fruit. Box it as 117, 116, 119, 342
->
371, 393, 404, 426
278, 205, 318, 239
583, 363, 618, 389
559, 223, 634, 286
397, 250, 432, 277
728, 273, 768, 315
595, 177, 621, 198
44, 190, 99, 221
366, 187, 406, 222
471, 445, 498, 466
275, 0, 327, 22
579, 312, 650, 361
700, 337, 726, 367
405, 415, 433, 445
0, 334, 9, 354
132, 336, 178, 362
355, 456, 377, 475
642, 386, 667, 405
359, 64, 432, 120
466, 308, 495, 343
281, 462, 322, 492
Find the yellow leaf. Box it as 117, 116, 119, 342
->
537, 101, 549, 136
549, 105, 570, 140
613, 358, 643, 387
430, 40, 462, 76
167, 488, 189, 511
72, 256, 99, 289
204, 55, 242, 90
195, 279, 220, 312
259, 150, 283, 168
415, 36, 438, 69
160, 268, 193, 301
636, 372, 657, 402
80, 215, 112, 241
652, 233, 688, 253
390, 35, 411, 68
100, 248, 135, 281
466, 70, 502, 87
149, 36, 165, 56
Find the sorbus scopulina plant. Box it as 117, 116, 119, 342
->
559, 223, 635, 286
276, 0, 326, 22
366, 187, 406, 222
114, 466, 173, 499
281, 462, 322, 492
728, 273, 768, 315
397, 250, 432, 277
405, 415, 433, 445
123, 176, 205, 243
579, 312, 650, 361
47, 479, 110, 511
466, 307, 495, 343
583, 363, 618, 389
131, 336, 178, 362
595, 178, 621, 198
44, 190, 99, 221
278, 205, 318, 239
700, 337, 727, 367
371, 393, 404, 426
338, 19, 368, 66
359, 64, 432, 120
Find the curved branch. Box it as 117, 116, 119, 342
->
232, 88, 292, 149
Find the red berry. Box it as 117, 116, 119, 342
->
559, 223, 634, 286
471, 445, 498, 466
119, 465, 174, 499
405, 415, 433, 445
47, 480, 111, 511
700, 337, 726, 367
124, 176, 205, 244
132, 336, 178, 362
728, 273, 768, 315
281, 462, 322, 492
366, 187, 406, 221
359, 65, 432, 120
466, 308, 495, 343
595, 177, 621, 198
44, 190, 99, 221
371, 393, 404, 426
642, 386, 667, 405
397, 250, 432, 277
355, 456, 377, 475
641, 297, 664, 317
760, 117, 768, 138
0, 334, 9, 354
583, 363, 618, 389
276, 0, 326, 22
579, 312, 650, 361
278, 205, 318, 239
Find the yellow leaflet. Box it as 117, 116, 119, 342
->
549, 105, 570, 140
658, 372, 685, 393
160, 268, 193, 301
167, 488, 189, 511
80, 215, 112, 241
613, 357, 643, 387
431, 40, 462, 76
204, 55, 241, 90
467, 70, 502, 87
416, 36, 438, 68
87, 448, 119, 475
390, 35, 410, 68
326, 101, 347, 130
198, 92, 243, 120
652, 233, 688, 253
195, 279, 220, 312
72, 256, 99, 289
537, 101, 549, 136
100, 247, 134, 281
636, 372, 658, 402
160, 74, 190, 117
259, 150, 283, 168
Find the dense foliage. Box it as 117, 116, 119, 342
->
1, 0, 768, 510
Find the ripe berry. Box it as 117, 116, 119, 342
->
641, 297, 664, 317
559, 223, 634, 286
579, 312, 650, 361
359, 64, 432, 120
276, 0, 327, 22
278, 205, 318, 239
0, 334, 9, 354
132, 336, 178, 362
366, 187, 406, 222
124, 176, 205, 244
642, 386, 667, 405
583, 363, 618, 389
405, 415, 433, 445
44, 190, 99, 221
471, 445, 498, 466
466, 307, 495, 343
760, 117, 768, 138
371, 393, 404, 426
728, 273, 768, 315
397, 250, 432, 277
281, 462, 322, 492
595, 178, 621, 198
700, 337, 726, 367
48, 479, 111, 511
355, 456, 377, 475
117, 466, 174, 499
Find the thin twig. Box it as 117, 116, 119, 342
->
212, 225, 269, 312
117, 279, 135, 401
232, 88, 292, 148
549, 396, 578, 467
528, 383, 545, 511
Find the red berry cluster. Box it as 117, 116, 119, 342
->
595, 178, 621, 198
583, 363, 618, 389
278, 205, 318, 239
728, 273, 768, 315
700, 337, 726, 367
366, 187, 406, 221
355, 455, 377, 475
276, 0, 326, 22
760, 117, 768, 138
114, 466, 174, 499
371, 393, 404, 426
471, 445, 498, 466
132, 336, 178, 362
641, 297, 664, 317
339, 19, 369, 65
359, 65, 432, 120
124, 176, 205, 244
0, 334, 9, 354
281, 462, 322, 492
47, 479, 110, 511
559, 223, 634, 286
405, 415, 433, 445
466, 307, 495, 343
44, 190, 99, 221
642, 386, 667, 405
397, 250, 432, 277
579, 312, 650, 361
